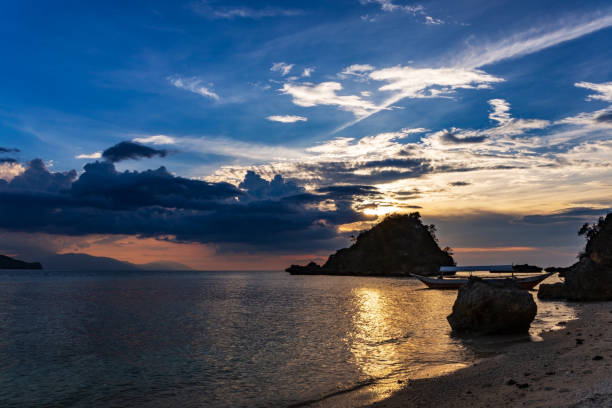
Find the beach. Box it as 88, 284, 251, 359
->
370, 301, 612, 408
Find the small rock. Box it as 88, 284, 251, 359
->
576, 338, 585, 345
516, 383, 529, 389
593, 355, 604, 361
544, 386, 555, 391
524, 372, 531, 377
559, 388, 571, 393
507, 379, 517, 385
545, 371, 556, 375
397, 380, 403, 384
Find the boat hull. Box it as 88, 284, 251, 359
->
412, 273, 554, 290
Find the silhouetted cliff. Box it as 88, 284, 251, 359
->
286, 212, 455, 276
0, 255, 42, 269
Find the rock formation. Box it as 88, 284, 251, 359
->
286, 212, 455, 276
447, 277, 537, 335
0, 254, 43, 269
538, 213, 612, 301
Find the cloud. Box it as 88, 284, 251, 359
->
439, 130, 486, 144
360, 0, 423, 13
302, 67, 314, 77
521, 207, 612, 224
191, 1, 302, 19
341, 64, 375, 77
168, 75, 219, 101
270, 62, 294, 76
559, 82, 612, 128
133, 135, 177, 145
0, 160, 371, 252
456, 14, 612, 69
75, 152, 102, 159
281, 81, 381, 117
425, 16, 443, 25
488, 99, 512, 124
102, 142, 168, 163
575, 81, 612, 102
0, 147, 20, 153
449, 181, 471, 186
266, 115, 308, 123
0, 158, 18, 164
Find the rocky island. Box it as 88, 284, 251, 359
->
286, 212, 455, 276
538, 212, 612, 301
0, 254, 43, 269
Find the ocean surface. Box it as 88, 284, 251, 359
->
0, 270, 575, 407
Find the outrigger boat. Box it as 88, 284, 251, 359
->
411, 265, 555, 290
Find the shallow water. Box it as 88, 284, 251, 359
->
0, 271, 575, 407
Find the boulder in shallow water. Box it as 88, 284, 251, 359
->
537, 282, 568, 300
447, 277, 537, 335
285, 262, 322, 275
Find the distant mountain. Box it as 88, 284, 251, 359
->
286, 212, 455, 276
35, 253, 192, 271
37, 253, 139, 271
0, 254, 43, 269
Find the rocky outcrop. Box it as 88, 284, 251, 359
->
447, 278, 537, 335
565, 258, 612, 301
286, 213, 455, 276
285, 262, 322, 275
537, 282, 568, 300
0, 255, 42, 269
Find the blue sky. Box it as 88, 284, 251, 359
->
0, 0, 611, 268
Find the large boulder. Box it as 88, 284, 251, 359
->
447, 278, 537, 335
537, 282, 568, 300
564, 258, 612, 301
286, 212, 455, 276
564, 213, 612, 301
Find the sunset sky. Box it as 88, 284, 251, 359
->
0, 0, 611, 269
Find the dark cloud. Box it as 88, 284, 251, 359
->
595, 111, 612, 123
440, 131, 486, 144
102, 141, 168, 163
449, 181, 471, 186
0, 158, 17, 164
315, 185, 380, 199
0, 147, 20, 153
7, 159, 76, 192
239, 170, 303, 199
521, 207, 612, 224
0, 160, 372, 252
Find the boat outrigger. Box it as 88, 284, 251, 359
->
412, 265, 555, 290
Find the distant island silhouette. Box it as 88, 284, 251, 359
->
286, 212, 455, 276
0, 254, 42, 269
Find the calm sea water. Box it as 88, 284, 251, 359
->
0, 271, 574, 408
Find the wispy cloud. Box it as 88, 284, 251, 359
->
302, 67, 314, 77
133, 135, 177, 145
359, 0, 444, 25
168, 75, 219, 101
266, 115, 308, 123
75, 152, 102, 159
281, 81, 382, 117
360, 0, 423, 15
456, 14, 612, 69
191, 1, 302, 19
270, 62, 294, 76
575, 81, 612, 102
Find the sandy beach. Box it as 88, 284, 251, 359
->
370, 302, 612, 408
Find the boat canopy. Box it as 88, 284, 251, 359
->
440, 265, 514, 272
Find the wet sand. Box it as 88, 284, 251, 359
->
369, 302, 612, 408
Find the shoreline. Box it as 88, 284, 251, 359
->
367, 301, 612, 408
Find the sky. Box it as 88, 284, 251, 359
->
0, 0, 611, 269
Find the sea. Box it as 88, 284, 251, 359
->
0, 270, 575, 408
